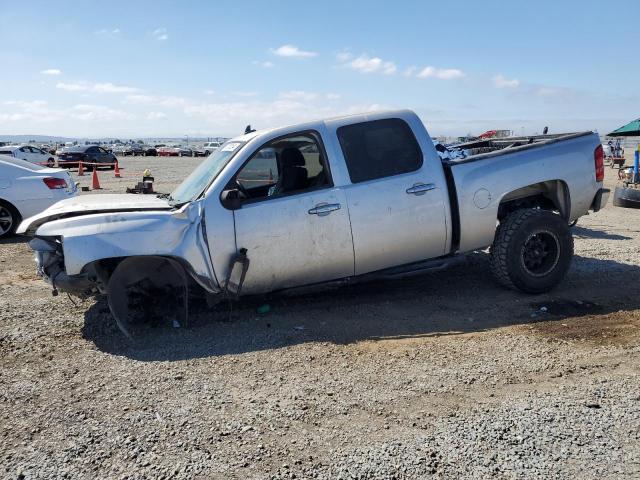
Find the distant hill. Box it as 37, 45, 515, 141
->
0, 135, 76, 143
0, 135, 216, 144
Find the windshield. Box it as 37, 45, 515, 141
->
169, 140, 244, 206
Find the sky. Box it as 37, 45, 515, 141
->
0, 0, 638, 139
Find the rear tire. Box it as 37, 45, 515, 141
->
0, 201, 20, 239
490, 209, 573, 294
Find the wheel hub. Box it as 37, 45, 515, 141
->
0, 206, 13, 235
521, 231, 560, 277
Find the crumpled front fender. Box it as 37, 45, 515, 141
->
34, 201, 219, 290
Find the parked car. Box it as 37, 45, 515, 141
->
143, 146, 157, 156
157, 145, 192, 157
175, 145, 193, 157
125, 144, 145, 156
156, 146, 176, 157
192, 146, 208, 157
0, 155, 77, 238
19, 110, 609, 331
110, 144, 128, 156
203, 141, 222, 155
57, 145, 117, 170
0, 145, 57, 166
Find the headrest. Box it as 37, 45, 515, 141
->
280, 147, 305, 167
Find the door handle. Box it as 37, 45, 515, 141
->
308, 203, 341, 216
406, 183, 436, 196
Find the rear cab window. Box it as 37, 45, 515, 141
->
337, 118, 423, 183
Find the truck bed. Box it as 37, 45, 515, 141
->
444, 131, 593, 164
441, 130, 601, 254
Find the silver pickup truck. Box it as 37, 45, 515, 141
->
19, 110, 609, 328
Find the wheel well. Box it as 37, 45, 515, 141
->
0, 198, 22, 220
84, 255, 207, 295
498, 180, 570, 221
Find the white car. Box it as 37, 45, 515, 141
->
0, 145, 57, 166
0, 155, 77, 238
203, 141, 222, 155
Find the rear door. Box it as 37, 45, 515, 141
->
229, 131, 354, 294
31, 147, 48, 164
87, 146, 101, 164
16, 147, 31, 162
336, 118, 448, 275
98, 147, 111, 164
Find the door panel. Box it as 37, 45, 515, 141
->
233, 188, 354, 294
344, 170, 447, 275
18, 147, 31, 162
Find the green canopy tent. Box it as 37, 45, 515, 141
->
608, 118, 640, 137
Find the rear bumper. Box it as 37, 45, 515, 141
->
590, 188, 610, 212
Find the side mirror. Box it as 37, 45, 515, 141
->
221, 189, 242, 210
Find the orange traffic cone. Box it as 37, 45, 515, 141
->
78, 161, 84, 176
92, 168, 101, 190
114, 161, 121, 178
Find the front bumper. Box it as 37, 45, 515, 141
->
31, 238, 94, 296
590, 188, 610, 212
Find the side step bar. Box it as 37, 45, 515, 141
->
276, 254, 466, 298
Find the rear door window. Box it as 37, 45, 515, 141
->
337, 118, 423, 183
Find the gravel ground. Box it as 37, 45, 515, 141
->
1, 158, 639, 479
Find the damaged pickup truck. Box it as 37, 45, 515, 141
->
19, 110, 609, 332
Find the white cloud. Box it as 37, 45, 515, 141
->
183, 99, 387, 129
41, 69, 62, 76
152, 28, 168, 41
339, 54, 397, 75
252, 60, 275, 68
203, 89, 215, 96
95, 28, 121, 36
271, 44, 317, 58
336, 51, 353, 62
0, 101, 57, 123
493, 74, 520, 88
123, 94, 187, 107
417, 66, 465, 80
232, 91, 259, 97
57, 81, 139, 94
147, 111, 167, 120
403, 66, 417, 77
70, 104, 133, 121
279, 91, 340, 101
93, 83, 139, 93
56, 82, 86, 92
279, 90, 319, 101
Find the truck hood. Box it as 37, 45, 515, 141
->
17, 193, 173, 235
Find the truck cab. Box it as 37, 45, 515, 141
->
192, 111, 451, 294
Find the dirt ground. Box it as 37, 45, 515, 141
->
1, 158, 639, 479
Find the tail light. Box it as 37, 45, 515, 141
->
594, 144, 604, 182
43, 177, 68, 189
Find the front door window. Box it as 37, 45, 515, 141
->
231, 133, 331, 204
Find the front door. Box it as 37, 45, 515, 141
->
336, 118, 448, 275
229, 132, 354, 294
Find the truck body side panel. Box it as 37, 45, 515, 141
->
449, 132, 601, 252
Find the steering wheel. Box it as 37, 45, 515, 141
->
234, 179, 250, 199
